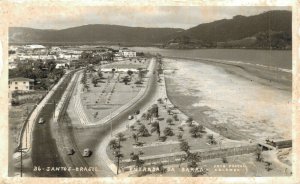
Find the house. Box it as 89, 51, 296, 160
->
119, 49, 136, 58
9, 77, 34, 91
113, 53, 124, 61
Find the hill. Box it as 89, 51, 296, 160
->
164, 10, 292, 49
9, 10, 291, 49
9, 25, 183, 45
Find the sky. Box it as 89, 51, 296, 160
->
9, 6, 291, 30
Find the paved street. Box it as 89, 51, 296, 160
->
30, 71, 77, 177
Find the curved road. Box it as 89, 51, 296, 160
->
69, 58, 159, 176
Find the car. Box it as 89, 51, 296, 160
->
128, 115, 134, 120
38, 118, 45, 124
65, 148, 75, 155
82, 148, 92, 157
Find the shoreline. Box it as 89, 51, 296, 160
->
164, 56, 292, 92
163, 57, 291, 141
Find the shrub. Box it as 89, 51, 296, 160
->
159, 136, 167, 142
138, 124, 150, 137
163, 127, 174, 136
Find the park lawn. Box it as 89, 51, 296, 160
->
106, 99, 221, 161
81, 70, 144, 123
126, 152, 289, 177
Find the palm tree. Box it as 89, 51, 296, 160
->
166, 118, 173, 125
115, 133, 126, 175
179, 140, 190, 168
256, 145, 263, 162
207, 134, 216, 144
187, 117, 193, 126
92, 77, 98, 87
109, 139, 118, 150
189, 125, 203, 138
116, 132, 126, 147
163, 127, 174, 136
167, 109, 171, 115
138, 124, 150, 137
177, 133, 183, 140
114, 150, 124, 174
151, 104, 159, 118
150, 121, 160, 139
132, 133, 139, 143
173, 114, 178, 121
130, 152, 144, 169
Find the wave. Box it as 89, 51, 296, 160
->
166, 56, 292, 73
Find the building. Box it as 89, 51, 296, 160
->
119, 49, 136, 58
9, 78, 34, 91
24, 44, 46, 50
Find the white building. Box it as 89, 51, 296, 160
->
24, 44, 46, 50
119, 49, 136, 58
9, 78, 34, 91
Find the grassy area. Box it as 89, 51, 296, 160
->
126, 153, 290, 177
106, 98, 221, 161
81, 62, 148, 122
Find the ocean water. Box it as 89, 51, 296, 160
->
164, 58, 292, 140
130, 47, 292, 71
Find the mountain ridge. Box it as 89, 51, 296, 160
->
9, 10, 292, 49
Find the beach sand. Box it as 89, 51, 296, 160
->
164, 58, 292, 141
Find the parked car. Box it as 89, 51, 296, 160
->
65, 148, 75, 155
38, 118, 45, 124
82, 148, 92, 157
128, 115, 134, 120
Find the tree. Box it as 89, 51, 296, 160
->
97, 70, 103, 78
157, 162, 166, 174
116, 132, 126, 142
138, 124, 150, 137
163, 127, 174, 136
177, 133, 183, 140
179, 140, 190, 168
127, 70, 133, 77
157, 98, 163, 104
173, 114, 178, 121
151, 104, 159, 118
178, 126, 184, 132
187, 117, 193, 126
167, 109, 171, 115
115, 132, 126, 175
256, 146, 263, 162
109, 139, 118, 150
150, 121, 160, 139
207, 134, 217, 144
130, 152, 144, 169
180, 140, 190, 153
166, 118, 173, 125
123, 76, 130, 85
189, 125, 203, 138
132, 133, 139, 143
92, 77, 98, 87
114, 150, 124, 174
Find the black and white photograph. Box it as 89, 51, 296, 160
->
3, 1, 298, 181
